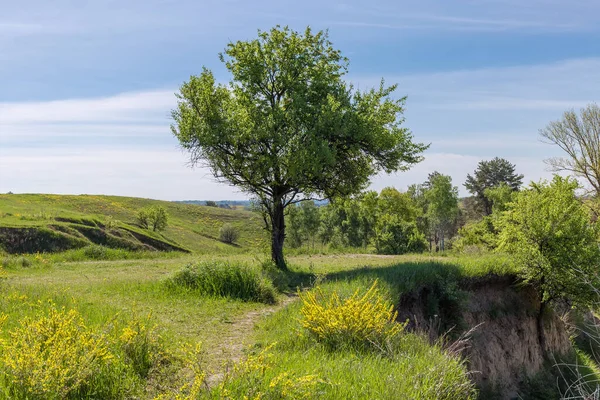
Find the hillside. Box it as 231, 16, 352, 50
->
0, 194, 265, 254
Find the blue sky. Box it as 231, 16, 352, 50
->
1, 0, 599, 200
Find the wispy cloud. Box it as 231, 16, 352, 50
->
0, 90, 174, 124
1, 57, 597, 198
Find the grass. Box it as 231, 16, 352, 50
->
0, 248, 597, 398
166, 260, 277, 304
0, 193, 267, 255
212, 272, 477, 399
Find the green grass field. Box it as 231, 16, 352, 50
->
0, 250, 520, 399
0, 194, 597, 399
0, 194, 266, 255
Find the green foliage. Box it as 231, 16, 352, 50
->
465, 157, 524, 215
171, 25, 427, 268
425, 173, 459, 251
497, 175, 600, 306
137, 206, 169, 232
219, 223, 240, 244
204, 200, 218, 207
483, 183, 514, 214
166, 261, 276, 304
373, 214, 427, 255
453, 217, 498, 253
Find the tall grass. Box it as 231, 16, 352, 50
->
166, 261, 276, 304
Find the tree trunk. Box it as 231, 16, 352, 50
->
270, 198, 287, 270
537, 300, 547, 354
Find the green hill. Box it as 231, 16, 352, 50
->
0, 194, 265, 255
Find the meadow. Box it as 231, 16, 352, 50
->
0, 194, 598, 399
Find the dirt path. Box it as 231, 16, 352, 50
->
205, 294, 298, 385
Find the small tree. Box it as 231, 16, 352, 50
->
219, 223, 240, 244
150, 206, 168, 232
137, 209, 150, 229
465, 157, 523, 216
205, 200, 218, 207
171, 26, 427, 269
300, 201, 320, 250
137, 206, 169, 232
540, 103, 600, 198
425, 173, 459, 252
497, 176, 600, 351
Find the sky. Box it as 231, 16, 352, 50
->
1, 0, 599, 200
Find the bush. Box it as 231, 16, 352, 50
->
137, 206, 168, 232
0, 304, 130, 399
83, 244, 109, 260
167, 261, 276, 304
219, 223, 240, 244
0, 303, 160, 399
373, 215, 427, 255
299, 280, 405, 351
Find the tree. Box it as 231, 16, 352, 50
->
464, 157, 523, 216
219, 223, 240, 244
373, 214, 426, 255
137, 206, 169, 232
171, 26, 427, 269
425, 173, 459, 252
539, 103, 600, 198
299, 201, 320, 249
497, 176, 600, 351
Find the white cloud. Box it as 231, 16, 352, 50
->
1, 57, 596, 199
0, 148, 246, 201
0, 90, 174, 124
353, 58, 600, 111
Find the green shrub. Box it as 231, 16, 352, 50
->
82, 245, 109, 260
0, 302, 162, 399
167, 261, 276, 304
137, 206, 169, 232
299, 281, 405, 351
0, 304, 132, 399
219, 223, 240, 244
373, 215, 427, 255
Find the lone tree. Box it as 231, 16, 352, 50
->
171, 26, 427, 269
539, 103, 600, 198
497, 176, 600, 351
464, 157, 523, 216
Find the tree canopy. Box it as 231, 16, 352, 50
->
171, 26, 428, 268
425, 173, 459, 251
464, 157, 523, 216
539, 103, 600, 198
497, 175, 600, 349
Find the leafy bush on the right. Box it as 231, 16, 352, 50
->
497, 176, 600, 308
219, 223, 240, 244
299, 280, 405, 351
167, 261, 276, 304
